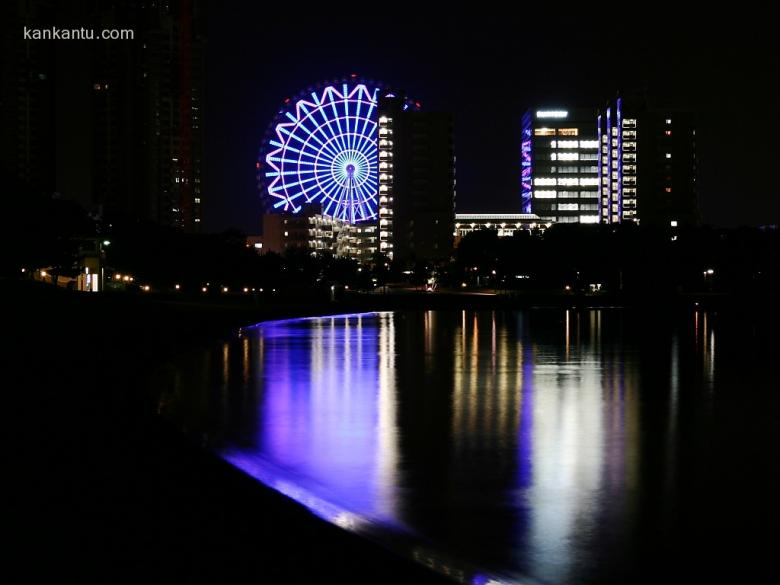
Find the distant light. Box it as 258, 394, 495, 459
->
123, 276, 130, 282
243, 287, 249, 292
102, 240, 110, 246
41, 270, 47, 277
565, 285, 571, 291
115, 273, 122, 280
222, 286, 229, 293
536, 110, 568, 119
259, 288, 264, 292
706, 269, 714, 275
670, 220, 678, 227
143, 285, 150, 292
253, 243, 263, 249
21, 268, 26, 273
344, 285, 349, 290
175, 284, 180, 290
202, 286, 208, 292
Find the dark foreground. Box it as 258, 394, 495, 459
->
4, 281, 455, 584
5, 280, 779, 584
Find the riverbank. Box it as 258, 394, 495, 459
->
4, 280, 455, 584
5, 280, 777, 583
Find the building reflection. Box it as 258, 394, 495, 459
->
221, 313, 402, 528
160, 309, 657, 583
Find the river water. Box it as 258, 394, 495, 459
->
158, 309, 780, 584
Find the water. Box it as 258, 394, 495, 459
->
158, 309, 780, 584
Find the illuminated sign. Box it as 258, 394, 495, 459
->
536, 110, 568, 119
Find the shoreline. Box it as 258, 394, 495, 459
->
6, 279, 776, 583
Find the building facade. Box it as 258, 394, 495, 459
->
91, 0, 205, 231
521, 108, 600, 224
1, 0, 56, 199
453, 213, 544, 246
378, 96, 455, 264
598, 96, 698, 226
260, 211, 378, 263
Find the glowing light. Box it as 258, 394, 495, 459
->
263, 82, 383, 223
202, 286, 208, 292
40, 270, 47, 277
536, 110, 568, 118
223, 286, 229, 293
143, 285, 150, 292
175, 284, 180, 290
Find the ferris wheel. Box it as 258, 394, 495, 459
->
261, 81, 383, 223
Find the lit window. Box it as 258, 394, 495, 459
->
665, 187, 672, 193
579, 140, 598, 148
534, 178, 557, 186
666, 118, 672, 124
534, 128, 556, 136
534, 190, 557, 198
557, 128, 579, 136
284, 231, 289, 237
670, 220, 678, 227
665, 130, 672, 136
666, 153, 672, 159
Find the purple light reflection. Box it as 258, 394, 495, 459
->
224, 312, 403, 528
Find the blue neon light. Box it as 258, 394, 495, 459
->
263, 83, 382, 223
521, 111, 533, 214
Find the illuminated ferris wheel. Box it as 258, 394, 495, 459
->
261, 81, 382, 223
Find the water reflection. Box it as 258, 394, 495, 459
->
158, 308, 769, 584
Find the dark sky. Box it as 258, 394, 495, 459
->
205, 5, 780, 233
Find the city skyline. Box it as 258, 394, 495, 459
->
4, 3, 778, 233
203, 5, 778, 233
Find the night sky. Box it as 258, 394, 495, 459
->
205, 5, 779, 233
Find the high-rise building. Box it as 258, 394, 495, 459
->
521, 108, 600, 224
378, 96, 455, 264
1, 0, 56, 199
91, 0, 205, 231
597, 96, 698, 226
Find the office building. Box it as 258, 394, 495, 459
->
521, 108, 600, 224
453, 213, 544, 246
598, 96, 698, 226
378, 96, 455, 264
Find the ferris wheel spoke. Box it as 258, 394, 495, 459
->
263, 81, 384, 225
353, 124, 376, 159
